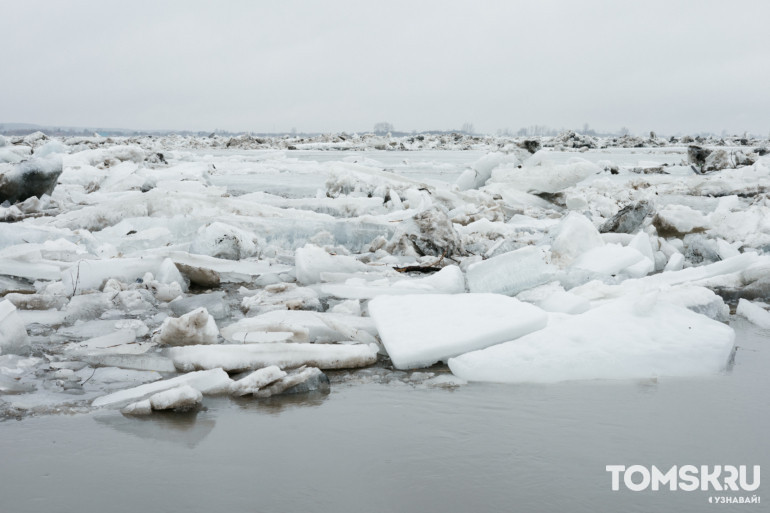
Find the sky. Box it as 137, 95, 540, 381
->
2, 0, 769, 136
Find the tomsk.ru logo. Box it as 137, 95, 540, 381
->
606, 465, 760, 492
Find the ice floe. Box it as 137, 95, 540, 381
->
369, 293, 548, 369
166, 342, 379, 372
448, 295, 735, 383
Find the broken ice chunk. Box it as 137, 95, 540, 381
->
166, 342, 379, 372
64, 330, 154, 357
663, 252, 685, 272
295, 244, 372, 285
600, 202, 652, 234
230, 365, 287, 396
189, 222, 258, 260
653, 205, 710, 235
0, 155, 63, 204
169, 291, 229, 320
550, 212, 604, 266
253, 366, 330, 398
571, 244, 647, 276
163, 251, 291, 285
516, 283, 590, 315
0, 300, 30, 355
121, 399, 152, 415
317, 265, 466, 300
736, 299, 770, 329
488, 155, 600, 193
93, 368, 232, 408
154, 307, 219, 346
467, 246, 557, 296
82, 353, 177, 373
456, 152, 518, 191
149, 385, 202, 411
448, 296, 735, 383
368, 293, 548, 369
241, 283, 321, 314
62, 257, 179, 295
220, 310, 377, 344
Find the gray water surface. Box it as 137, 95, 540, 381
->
1, 319, 767, 513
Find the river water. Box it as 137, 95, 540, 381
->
1, 318, 766, 513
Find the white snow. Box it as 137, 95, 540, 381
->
448, 295, 735, 383
369, 293, 548, 369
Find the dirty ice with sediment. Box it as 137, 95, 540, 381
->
1, 130, 769, 417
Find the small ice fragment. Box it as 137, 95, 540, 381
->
737, 299, 770, 329
230, 366, 287, 396
121, 399, 152, 416
148, 385, 202, 411
154, 307, 219, 346
0, 300, 30, 355
253, 367, 329, 398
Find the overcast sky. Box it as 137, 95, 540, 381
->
2, 0, 769, 135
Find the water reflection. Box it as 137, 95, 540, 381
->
93, 408, 216, 448
232, 389, 330, 415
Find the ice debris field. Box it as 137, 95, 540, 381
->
1, 130, 769, 418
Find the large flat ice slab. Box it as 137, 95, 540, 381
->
448, 295, 735, 383
368, 293, 548, 369
166, 342, 379, 372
